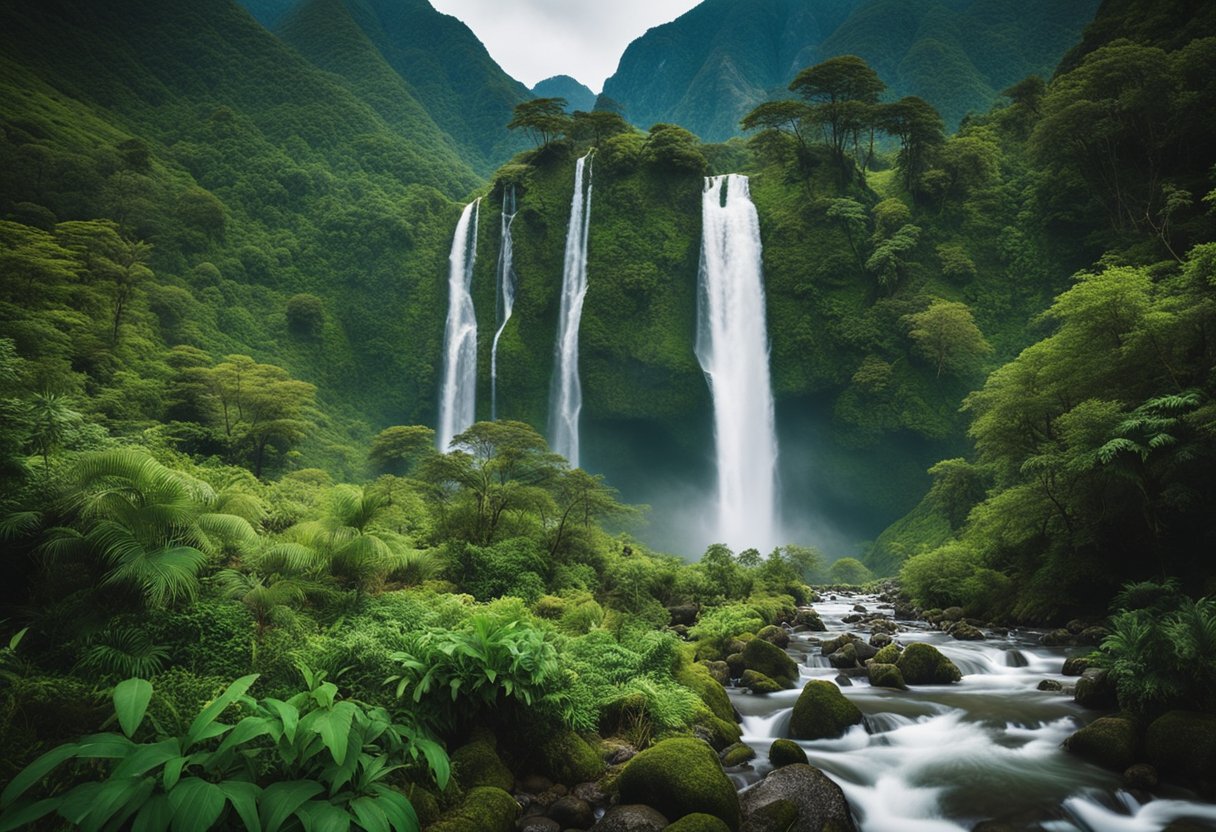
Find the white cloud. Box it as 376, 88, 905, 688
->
428, 0, 702, 92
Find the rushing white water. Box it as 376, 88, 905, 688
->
696, 174, 780, 551
490, 185, 517, 421
436, 198, 480, 452
725, 594, 1216, 831
549, 153, 593, 467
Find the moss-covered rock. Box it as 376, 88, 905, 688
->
1073, 668, 1117, 710
745, 798, 800, 831
1146, 710, 1216, 797
741, 669, 783, 694
1062, 656, 1091, 676
406, 785, 441, 828
720, 741, 757, 766
757, 625, 790, 649
452, 740, 513, 791
538, 728, 605, 784
741, 637, 798, 688
896, 642, 961, 684
665, 812, 733, 832
820, 634, 860, 656
618, 737, 741, 830
1063, 717, 1138, 771
827, 642, 859, 669
738, 764, 857, 832
429, 786, 519, 832
768, 739, 808, 768
789, 680, 864, 740
867, 663, 908, 690
678, 658, 736, 722
872, 643, 901, 665
695, 711, 744, 749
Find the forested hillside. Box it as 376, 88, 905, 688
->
601, 0, 1100, 141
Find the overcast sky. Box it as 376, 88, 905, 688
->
428, 0, 703, 93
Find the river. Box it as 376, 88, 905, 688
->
724, 593, 1216, 831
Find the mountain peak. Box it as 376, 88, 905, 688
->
530, 75, 597, 113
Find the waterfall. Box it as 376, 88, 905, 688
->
549, 153, 593, 468
436, 198, 481, 452
696, 174, 780, 551
490, 185, 517, 421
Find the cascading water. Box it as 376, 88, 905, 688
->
436, 198, 480, 452
549, 153, 593, 468
490, 185, 517, 421
696, 174, 780, 552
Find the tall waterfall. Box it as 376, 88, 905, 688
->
549, 153, 593, 467
696, 174, 780, 551
490, 186, 517, 421
436, 198, 481, 452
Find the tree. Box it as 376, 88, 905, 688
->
866, 224, 921, 292
570, 110, 631, 146
904, 299, 992, 378
740, 100, 816, 154
26, 391, 80, 470
55, 220, 153, 344
285, 292, 325, 338
545, 467, 628, 558
507, 98, 573, 148
829, 557, 873, 585
292, 484, 413, 593
878, 97, 945, 191
825, 198, 869, 270
369, 425, 436, 476
789, 56, 885, 167
642, 124, 707, 174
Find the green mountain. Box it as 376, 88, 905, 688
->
601, 0, 1100, 140
531, 75, 598, 113
262, 0, 533, 175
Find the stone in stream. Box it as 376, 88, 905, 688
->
768, 739, 808, 768
834, 673, 853, 687
591, 805, 669, 832
617, 737, 740, 829
720, 741, 757, 766
1037, 679, 1064, 692
827, 643, 859, 669
738, 764, 857, 832
547, 795, 595, 829
896, 642, 962, 684
757, 624, 789, 649
789, 680, 864, 740
517, 818, 560, 832
1123, 763, 1159, 790
866, 663, 908, 690
1073, 668, 1117, 710
1146, 710, 1216, 798
872, 643, 901, 665
1062, 656, 1091, 676
949, 622, 985, 641
1063, 717, 1138, 771
741, 669, 783, 694
665, 814, 733, 832
869, 632, 892, 648
741, 637, 799, 688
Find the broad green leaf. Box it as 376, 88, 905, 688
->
0, 798, 58, 831
412, 738, 450, 790
259, 781, 323, 832
213, 716, 273, 760
87, 775, 154, 832
219, 781, 261, 832
75, 733, 136, 759
187, 674, 259, 748
263, 699, 299, 744
163, 755, 186, 792
57, 782, 107, 825
349, 797, 389, 832
131, 794, 173, 832
369, 789, 418, 832
167, 777, 225, 832
112, 739, 181, 780
0, 742, 79, 806
315, 703, 356, 766
114, 678, 154, 739
295, 800, 352, 832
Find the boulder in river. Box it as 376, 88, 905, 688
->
1073, 668, 1117, 710
872, 643, 901, 664
1041, 628, 1073, 646
738, 763, 857, 832
1063, 716, 1138, 771
1123, 763, 1158, 790
720, 741, 757, 767
768, 739, 808, 768
742, 636, 799, 688
1062, 656, 1091, 676
548, 795, 595, 830
1037, 679, 1064, 692
869, 632, 892, 648
665, 813, 733, 832
1146, 710, 1216, 797
949, 622, 985, 641
757, 624, 790, 649
789, 680, 863, 740
591, 805, 669, 832
867, 662, 908, 690
741, 669, 783, 694
819, 633, 860, 655
828, 643, 859, 669
617, 737, 740, 829
896, 642, 962, 684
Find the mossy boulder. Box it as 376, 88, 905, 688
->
738, 764, 857, 832
758, 625, 790, 649
789, 680, 864, 740
429, 786, 519, 832
768, 739, 808, 768
1146, 710, 1216, 797
741, 669, 783, 694
820, 634, 860, 655
1073, 668, 1117, 710
1063, 717, 1138, 771
678, 659, 736, 722
742, 637, 798, 688
665, 812, 733, 832
720, 741, 757, 766
618, 737, 741, 830
872, 643, 901, 665
1062, 656, 1092, 676
896, 642, 961, 685
452, 740, 513, 791
827, 643, 859, 669
695, 711, 744, 749
866, 663, 908, 690
538, 728, 605, 784
745, 798, 800, 831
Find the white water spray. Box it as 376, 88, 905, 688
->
436, 198, 480, 451
696, 174, 779, 551
490, 186, 517, 421
549, 153, 593, 467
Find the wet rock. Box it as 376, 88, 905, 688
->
591, 805, 668, 832
941, 606, 964, 622
1074, 668, 1117, 710
720, 741, 757, 767
851, 640, 878, 661
1124, 763, 1158, 791
828, 643, 860, 669
790, 680, 864, 740
768, 739, 808, 768
741, 669, 783, 694
726, 652, 746, 679
869, 619, 899, 634
701, 660, 731, 686
516, 817, 560, 832
518, 774, 554, 795
870, 632, 893, 648
666, 813, 733, 832
742, 638, 799, 688
1037, 679, 1064, 692
950, 623, 985, 641
548, 796, 594, 830
794, 609, 826, 632
1146, 710, 1216, 798
602, 741, 637, 766
896, 642, 962, 685
432, 787, 520, 832
1064, 717, 1138, 771
454, 740, 514, 791
892, 602, 916, 619
867, 663, 908, 690
1061, 656, 1091, 676
1066, 619, 1087, 635
852, 604, 867, 613
572, 782, 608, 808
872, 643, 902, 665
820, 633, 861, 655
617, 737, 740, 829
834, 673, 853, 687
1041, 629, 1073, 647
739, 764, 857, 832
1004, 650, 1029, 668
757, 624, 790, 649
842, 613, 865, 624
1079, 626, 1110, 646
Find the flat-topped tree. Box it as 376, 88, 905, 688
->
508, 97, 573, 148
789, 55, 885, 168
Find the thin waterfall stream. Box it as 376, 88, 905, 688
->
550, 153, 593, 468
436, 198, 481, 451
725, 594, 1216, 831
491, 185, 517, 421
